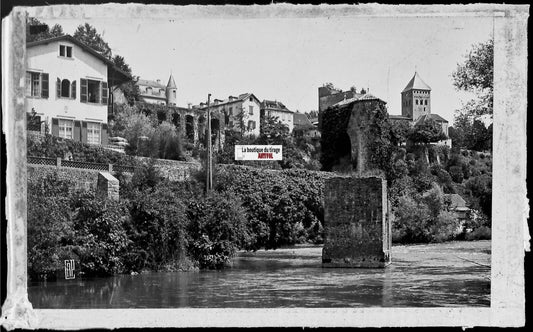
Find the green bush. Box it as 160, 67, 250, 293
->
215, 165, 332, 249
127, 183, 190, 271
392, 195, 432, 243
392, 187, 461, 244
70, 192, 131, 276
465, 174, 492, 218
430, 211, 460, 242
27, 133, 137, 165
27, 172, 77, 281
430, 165, 455, 193
186, 192, 250, 269
449, 165, 464, 183
28, 195, 76, 280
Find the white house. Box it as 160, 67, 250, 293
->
194, 93, 261, 137
260, 99, 294, 133
25, 35, 130, 145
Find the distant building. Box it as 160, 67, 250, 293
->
260, 99, 294, 133
194, 93, 261, 137
293, 112, 319, 138
25, 35, 131, 145
390, 72, 451, 146
445, 193, 470, 221
318, 85, 365, 113
136, 74, 178, 106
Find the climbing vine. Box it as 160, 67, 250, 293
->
319, 104, 352, 171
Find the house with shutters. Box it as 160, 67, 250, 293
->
260, 99, 294, 133
25, 35, 130, 145
193, 93, 261, 137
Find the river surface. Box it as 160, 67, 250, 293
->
28, 240, 490, 308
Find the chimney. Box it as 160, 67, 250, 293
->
188, 103, 192, 109
229, 95, 237, 101
156, 79, 161, 84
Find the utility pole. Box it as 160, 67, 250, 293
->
206, 93, 212, 193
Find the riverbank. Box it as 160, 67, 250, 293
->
28, 240, 490, 308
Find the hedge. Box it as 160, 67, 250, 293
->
28, 133, 137, 166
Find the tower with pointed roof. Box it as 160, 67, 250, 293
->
401, 72, 431, 121
166, 73, 177, 106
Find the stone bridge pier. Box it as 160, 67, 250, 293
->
322, 176, 391, 268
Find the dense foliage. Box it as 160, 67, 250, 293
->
214, 116, 320, 170
26, 17, 64, 43
27, 133, 137, 165
452, 39, 494, 120
212, 165, 334, 250
449, 39, 493, 152
110, 103, 186, 160
319, 104, 352, 171
187, 192, 250, 269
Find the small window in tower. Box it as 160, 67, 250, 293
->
415, 99, 418, 105
425, 100, 428, 105
173, 90, 176, 98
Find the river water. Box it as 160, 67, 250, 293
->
28, 240, 490, 308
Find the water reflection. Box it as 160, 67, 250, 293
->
28, 241, 490, 308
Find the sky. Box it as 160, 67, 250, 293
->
31, 5, 494, 122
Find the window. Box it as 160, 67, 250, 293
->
29, 72, 40, 97
87, 122, 101, 145
415, 99, 419, 105
229, 107, 233, 115
173, 90, 176, 98
59, 119, 73, 139
25, 71, 49, 98
248, 120, 256, 130
57, 78, 76, 99
146, 87, 152, 94
60, 79, 70, 97
249, 97, 253, 102
59, 45, 73, 58
249, 106, 254, 115
425, 100, 428, 105
80, 79, 108, 104
88, 80, 101, 103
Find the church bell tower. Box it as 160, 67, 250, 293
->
401, 72, 431, 121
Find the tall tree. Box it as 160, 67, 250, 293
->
408, 119, 447, 164
26, 17, 64, 42
112, 55, 131, 75
305, 110, 318, 119
73, 23, 112, 59
452, 39, 494, 120
112, 55, 140, 104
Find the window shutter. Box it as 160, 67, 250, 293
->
81, 121, 88, 143
80, 79, 88, 103
101, 81, 108, 105
71, 80, 77, 99
101, 123, 108, 145
51, 118, 59, 137
25, 72, 31, 96
74, 121, 81, 142
41, 73, 49, 98
56, 78, 61, 98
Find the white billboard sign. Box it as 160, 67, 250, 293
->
234, 145, 283, 161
